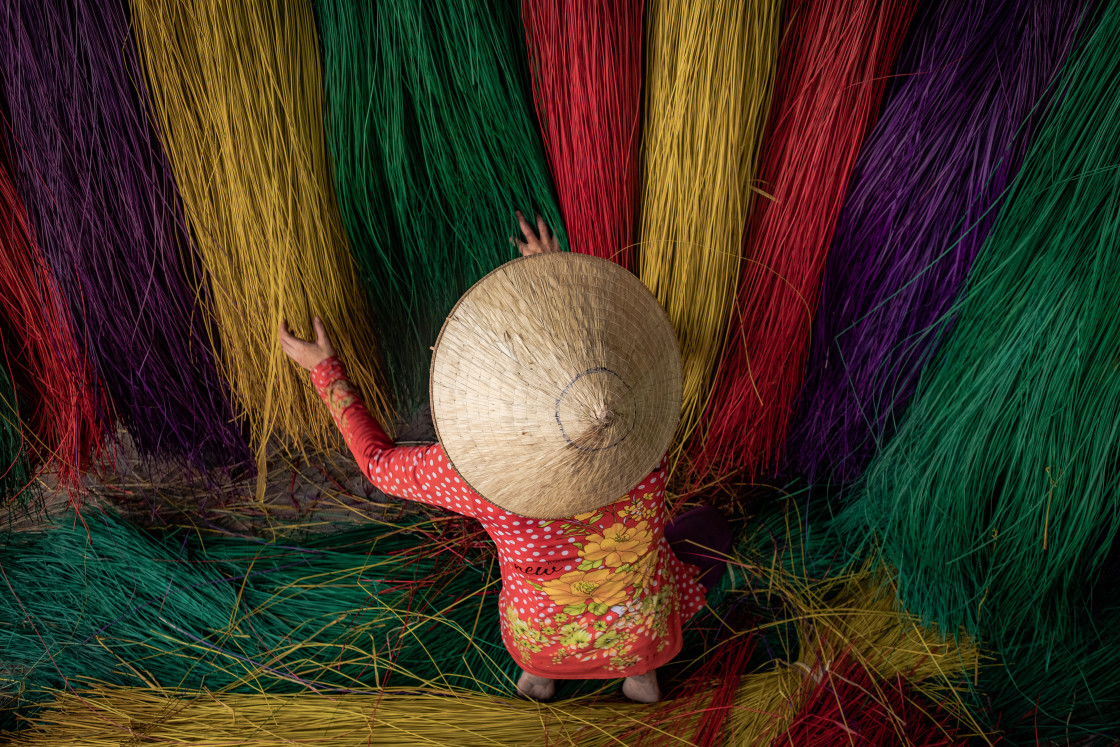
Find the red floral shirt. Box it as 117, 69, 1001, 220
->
312, 357, 707, 679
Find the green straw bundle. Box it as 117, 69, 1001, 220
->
315, 0, 566, 412
0, 512, 506, 720
0, 509, 749, 728
844, 1, 1120, 739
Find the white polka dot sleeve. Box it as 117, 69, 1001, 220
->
311, 356, 478, 517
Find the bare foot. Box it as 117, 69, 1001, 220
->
517, 669, 557, 701
622, 670, 661, 703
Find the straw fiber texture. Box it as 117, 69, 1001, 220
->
315, 0, 566, 414
523, 0, 645, 270
787, 0, 1086, 484
128, 0, 392, 468
431, 254, 681, 518
6, 564, 982, 745
843, 0, 1120, 738
0, 141, 105, 485
637, 0, 782, 466
0, 360, 28, 501
695, 0, 919, 484
0, 0, 247, 469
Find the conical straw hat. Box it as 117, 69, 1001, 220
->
430, 253, 682, 519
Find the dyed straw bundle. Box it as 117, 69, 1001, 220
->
0, 511, 513, 712
5, 562, 981, 745
845, 0, 1120, 736
316, 0, 566, 412
975, 583, 1120, 743
0, 361, 29, 502
786, 0, 1086, 484
0, 507, 747, 720
783, 656, 970, 746
128, 0, 392, 463
637, 0, 781, 468
523, 0, 644, 269
0, 0, 247, 469
694, 0, 918, 482
0, 142, 104, 485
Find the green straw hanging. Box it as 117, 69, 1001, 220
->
842, 1, 1120, 739
316, 0, 567, 413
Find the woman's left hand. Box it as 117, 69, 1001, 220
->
512, 210, 562, 256
279, 316, 336, 371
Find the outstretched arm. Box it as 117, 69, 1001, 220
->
279, 318, 475, 516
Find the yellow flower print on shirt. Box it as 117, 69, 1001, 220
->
559, 622, 592, 649
582, 521, 653, 567
542, 568, 631, 615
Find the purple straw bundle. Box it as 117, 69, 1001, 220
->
0, 1, 248, 469
785, 0, 1086, 483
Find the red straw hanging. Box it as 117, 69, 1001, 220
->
0, 141, 106, 488
522, 0, 644, 269
693, 0, 918, 483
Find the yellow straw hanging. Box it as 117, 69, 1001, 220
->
128, 0, 392, 476
637, 0, 781, 474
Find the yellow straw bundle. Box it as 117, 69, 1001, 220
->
128, 0, 392, 471
12, 567, 983, 746
637, 0, 781, 470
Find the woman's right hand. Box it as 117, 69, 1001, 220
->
512, 210, 561, 256
279, 316, 336, 372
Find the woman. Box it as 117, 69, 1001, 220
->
280, 212, 730, 702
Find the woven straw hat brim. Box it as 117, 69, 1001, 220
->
430, 253, 682, 519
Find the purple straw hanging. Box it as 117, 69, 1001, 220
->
0, 1, 248, 469
785, 0, 1086, 483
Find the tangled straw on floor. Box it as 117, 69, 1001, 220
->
6, 561, 982, 746
0, 141, 104, 487
316, 0, 566, 412
0, 510, 512, 718
637, 0, 781, 468
843, 0, 1120, 738
128, 0, 392, 468
782, 655, 970, 746
694, 0, 919, 485
523, 0, 644, 270
786, 0, 1086, 484
0, 0, 248, 470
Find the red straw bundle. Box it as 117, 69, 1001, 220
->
522, 0, 644, 268
694, 0, 918, 482
0, 143, 105, 487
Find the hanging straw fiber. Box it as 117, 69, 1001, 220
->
5, 564, 981, 745
694, 0, 918, 483
0, 138, 104, 486
0, 0, 248, 469
843, 0, 1120, 737
637, 0, 782, 466
128, 0, 392, 464
0, 360, 29, 502
523, 0, 644, 270
786, 0, 1087, 484
315, 0, 566, 413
